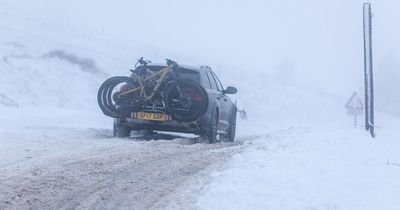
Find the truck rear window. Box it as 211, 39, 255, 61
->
176, 69, 200, 83
141, 66, 200, 83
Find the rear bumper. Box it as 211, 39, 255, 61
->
124, 118, 203, 134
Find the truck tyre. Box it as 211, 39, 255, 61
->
226, 109, 237, 142
203, 109, 218, 144
113, 118, 131, 138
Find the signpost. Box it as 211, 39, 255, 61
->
346, 92, 364, 128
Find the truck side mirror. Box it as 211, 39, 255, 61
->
223, 86, 237, 94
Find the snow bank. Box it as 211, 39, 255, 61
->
198, 120, 400, 210
197, 90, 400, 209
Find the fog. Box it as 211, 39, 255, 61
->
3, 0, 400, 114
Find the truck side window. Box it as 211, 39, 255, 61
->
206, 72, 218, 90
211, 72, 224, 91
203, 72, 212, 89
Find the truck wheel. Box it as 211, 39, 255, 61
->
227, 110, 237, 142
113, 118, 131, 138
203, 109, 218, 144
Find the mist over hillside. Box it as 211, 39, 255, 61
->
2, 0, 400, 113
2, 0, 399, 117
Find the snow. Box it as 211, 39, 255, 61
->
195, 65, 400, 209
1, 0, 400, 209
197, 124, 400, 209
197, 75, 400, 210
196, 87, 400, 210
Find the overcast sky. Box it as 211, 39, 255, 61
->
3, 0, 400, 99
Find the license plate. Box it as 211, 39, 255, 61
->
132, 112, 171, 121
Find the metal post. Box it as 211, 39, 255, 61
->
367, 5, 375, 138
363, 3, 370, 132
363, 3, 375, 138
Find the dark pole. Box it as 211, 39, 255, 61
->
363, 3, 375, 138
367, 4, 375, 137
363, 3, 370, 132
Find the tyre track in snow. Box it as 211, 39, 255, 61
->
0, 134, 249, 210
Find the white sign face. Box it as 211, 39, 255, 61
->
346, 92, 364, 116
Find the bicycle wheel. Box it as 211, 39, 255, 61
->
97, 76, 142, 118
164, 79, 208, 122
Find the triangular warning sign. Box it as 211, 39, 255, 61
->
345, 92, 364, 110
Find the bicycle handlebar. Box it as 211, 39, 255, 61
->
134, 57, 179, 70
166, 59, 179, 69
135, 57, 150, 67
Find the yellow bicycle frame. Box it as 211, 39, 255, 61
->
117, 66, 174, 101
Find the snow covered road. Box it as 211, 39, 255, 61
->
1, 109, 400, 210
0, 114, 245, 210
